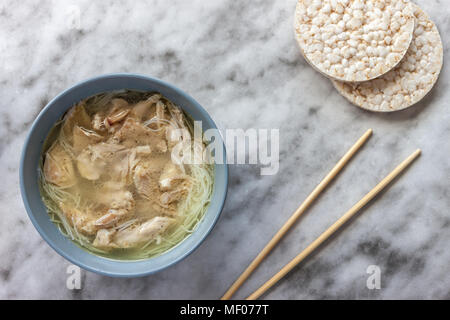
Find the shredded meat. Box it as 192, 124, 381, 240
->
43, 93, 197, 250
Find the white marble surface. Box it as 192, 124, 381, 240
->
0, 0, 449, 299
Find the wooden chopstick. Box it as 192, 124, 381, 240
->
221, 129, 373, 300
246, 149, 421, 300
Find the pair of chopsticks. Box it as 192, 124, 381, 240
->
221, 129, 421, 300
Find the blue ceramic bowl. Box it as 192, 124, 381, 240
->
20, 74, 228, 277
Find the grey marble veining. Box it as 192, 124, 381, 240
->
0, 0, 449, 299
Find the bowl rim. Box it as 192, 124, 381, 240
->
19, 73, 228, 277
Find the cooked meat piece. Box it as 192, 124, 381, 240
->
92, 112, 107, 132
76, 143, 125, 180
97, 190, 135, 211
113, 217, 173, 248
106, 98, 130, 125
165, 126, 183, 150
93, 228, 117, 249
92, 217, 173, 249
107, 109, 129, 125
133, 162, 160, 199
110, 98, 128, 110
130, 94, 161, 120
160, 187, 189, 205
94, 189, 135, 228
159, 162, 186, 191
76, 148, 106, 180
72, 126, 103, 154
62, 103, 91, 141
59, 202, 97, 235
95, 208, 130, 228
113, 118, 167, 152
43, 143, 77, 188
168, 105, 187, 129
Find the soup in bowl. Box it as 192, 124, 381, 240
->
20, 74, 228, 277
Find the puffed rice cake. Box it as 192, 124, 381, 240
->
333, 3, 443, 112
294, 0, 415, 82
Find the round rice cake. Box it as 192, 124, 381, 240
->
333, 4, 443, 112
294, 0, 415, 82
